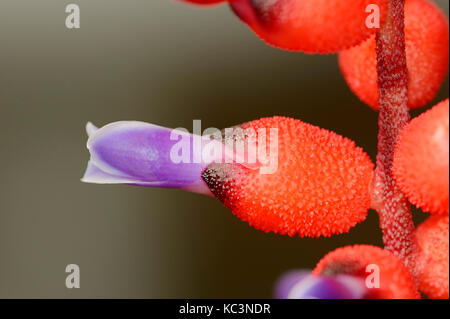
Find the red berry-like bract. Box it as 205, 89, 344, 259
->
313, 245, 419, 299
339, 0, 449, 110
229, 0, 387, 53
202, 116, 374, 237
415, 215, 449, 299
180, 0, 226, 5
393, 99, 449, 215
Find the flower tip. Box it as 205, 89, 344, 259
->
85, 122, 98, 137
80, 160, 122, 185
80, 160, 169, 186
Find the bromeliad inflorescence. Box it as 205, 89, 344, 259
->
82, 0, 449, 299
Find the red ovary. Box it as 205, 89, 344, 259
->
202, 116, 374, 237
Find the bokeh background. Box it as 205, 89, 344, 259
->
0, 0, 448, 298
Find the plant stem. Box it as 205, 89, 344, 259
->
372, 0, 420, 281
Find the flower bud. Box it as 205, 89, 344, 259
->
81, 121, 217, 195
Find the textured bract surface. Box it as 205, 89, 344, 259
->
313, 245, 419, 299
339, 0, 449, 109
393, 99, 449, 215
229, 0, 387, 53
416, 215, 449, 299
202, 116, 374, 237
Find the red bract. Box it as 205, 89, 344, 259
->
313, 245, 420, 299
339, 0, 449, 110
415, 215, 449, 299
393, 99, 449, 215
202, 116, 374, 237
229, 0, 387, 53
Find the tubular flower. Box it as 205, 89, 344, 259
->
81, 121, 221, 195
313, 245, 420, 299
82, 116, 374, 238
228, 0, 387, 53
339, 0, 449, 110
202, 116, 374, 237
415, 215, 449, 299
393, 99, 449, 215
274, 271, 367, 299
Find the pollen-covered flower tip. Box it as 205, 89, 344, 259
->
274, 271, 367, 299
228, 0, 387, 53
415, 215, 449, 299
393, 99, 449, 215
313, 245, 420, 299
339, 0, 449, 110
201, 116, 374, 237
81, 121, 217, 195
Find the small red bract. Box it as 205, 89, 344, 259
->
229, 0, 387, 53
393, 99, 449, 215
313, 245, 420, 299
202, 116, 374, 237
339, 0, 449, 110
416, 215, 449, 299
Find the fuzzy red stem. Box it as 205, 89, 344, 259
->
372, 0, 420, 281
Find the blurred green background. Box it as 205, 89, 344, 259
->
0, 0, 448, 298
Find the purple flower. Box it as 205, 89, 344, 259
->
81, 121, 226, 195
274, 271, 367, 299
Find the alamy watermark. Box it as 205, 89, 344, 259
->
65, 264, 80, 289
169, 120, 279, 175
366, 264, 380, 289
366, 4, 381, 29
65, 4, 80, 29
63, 4, 380, 30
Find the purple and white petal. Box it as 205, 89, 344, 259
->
81, 121, 224, 195
275, 271, 367, 299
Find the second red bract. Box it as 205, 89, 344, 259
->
202, 116, 374, 237
229, 0, 388, 53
